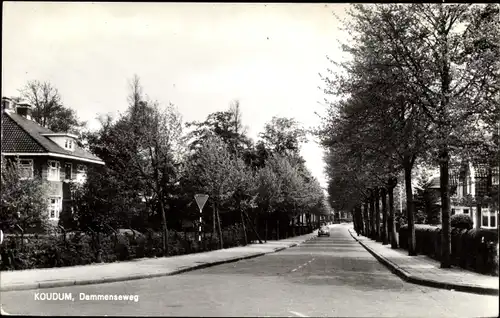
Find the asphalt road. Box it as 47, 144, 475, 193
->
1, 224, 498, 317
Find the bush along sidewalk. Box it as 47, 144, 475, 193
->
398, 214, 498, 276
0, 223, 314, 271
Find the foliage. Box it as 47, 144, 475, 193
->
413, 166, 441, 225
0, 226, 251, 271
18, 80, 86, 134
450, 214, 473, 230
184, 135, 245, 207
67, 165, 134, 233
184, 100, 253, 156
259, 116, 307, 156
0, 158, 50, 232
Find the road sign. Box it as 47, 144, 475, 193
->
194, 194, 209, 212
0, 229, 3, 245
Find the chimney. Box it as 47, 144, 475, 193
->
15, 101, 33, 120
1, 97, 15, 111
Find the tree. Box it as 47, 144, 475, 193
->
184, 135, 245, 248
185, 101, 253, 156
319, 4, 498, 259
104, 75, 184, 256
256, 155, 286, 241
259, 117, 307, 156
1, 158, 50, 234
18, 80, 85, 133
356, 3, 500, 267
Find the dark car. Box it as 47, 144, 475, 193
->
318, 226, 330, 237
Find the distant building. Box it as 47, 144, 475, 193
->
1, 97, 105, 222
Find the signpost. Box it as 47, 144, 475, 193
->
194, 194, 209, 242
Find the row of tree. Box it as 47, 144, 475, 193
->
316, 4, 499, 268
26, 75, 329, 255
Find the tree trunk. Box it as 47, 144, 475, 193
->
381, 187, 388, 245
388, 182, 398, 249
363, 200, 369, 236
375, 188, 381, 241
160, 198, 169, 256
439, 149, 452, 268
277, 219, 280, 240
370, 194, 376, 239
243, 210, 263, 244
404, 157, 416, 256
212, 201, 216, 239
352, 208, 357, 233
356, 206, 362, 235
265, 216, 268, 242
241, 210, 248, 245
216, 206, 223, 249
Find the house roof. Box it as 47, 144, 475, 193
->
1, 111, 104, 165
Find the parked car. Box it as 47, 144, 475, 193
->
318, 226, 330, 237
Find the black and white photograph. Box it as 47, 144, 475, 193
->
1, 2, 499, 317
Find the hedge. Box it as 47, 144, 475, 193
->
0, 224, 252, 271
450, 214, 473, 230
399, 224, 498, 276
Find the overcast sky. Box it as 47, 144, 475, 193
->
2, 2, 351, 189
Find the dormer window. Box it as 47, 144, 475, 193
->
64, 139, 75, 151
40, 133, 79, 151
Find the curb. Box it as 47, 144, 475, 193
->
1, 236, 315, 292
347, 229, 499, 296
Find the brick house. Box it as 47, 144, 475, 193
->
450, 162, 499, 229
1, 97, 104, 223
427, 162, 499, 229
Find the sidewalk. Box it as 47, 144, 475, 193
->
0, 231, 318, 292
347, 227, 499, 296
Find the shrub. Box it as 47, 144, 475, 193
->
0, 233, 96, 270
414, 224, 440, 256
451, 214, 473, 230
0, 223, 250, 271
398, 224, 498, 275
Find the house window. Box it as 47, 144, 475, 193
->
462, 180, 467, 196
451, 209, 456, 215
47, 160, 60, 181
48, 197, 61, 219
463, 209, 469, 215
76, 164, 87, 182
18, 159, 34, 180
481, 209, 498, 229
482, 214, 489, 227
64, 163, 72, 180
64, 139, 74, 151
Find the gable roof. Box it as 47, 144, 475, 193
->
2, 111, 104, 165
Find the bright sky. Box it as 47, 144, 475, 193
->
2, 2, 351, 189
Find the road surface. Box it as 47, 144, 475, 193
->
1, 224, 498, 317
